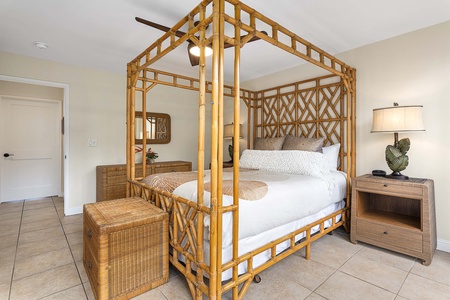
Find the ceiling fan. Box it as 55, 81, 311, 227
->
136, 17, 266, 66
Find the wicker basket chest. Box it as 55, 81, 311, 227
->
83, 197, 168, 300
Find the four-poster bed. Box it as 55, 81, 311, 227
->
126, 0, 356, 299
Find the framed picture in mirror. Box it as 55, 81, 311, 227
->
135, 112, 171, 144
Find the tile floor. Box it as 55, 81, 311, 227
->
1, 197, 450, 300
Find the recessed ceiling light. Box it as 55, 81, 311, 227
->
34, 41, 48, 50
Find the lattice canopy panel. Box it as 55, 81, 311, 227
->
252, 75, 349, 170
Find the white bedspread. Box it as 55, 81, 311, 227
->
170, 151, 343, 247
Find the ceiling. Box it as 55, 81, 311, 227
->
1, 0, 450, 82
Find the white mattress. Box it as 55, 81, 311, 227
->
173, 169, 347, 248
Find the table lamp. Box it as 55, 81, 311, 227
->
224, 123, 243, 162
371, 103, 425, 180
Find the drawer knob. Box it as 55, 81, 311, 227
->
88, 260, 93, 268
88, 229, 92, 238
384, 231, 388, 235
383, 184, 388, 187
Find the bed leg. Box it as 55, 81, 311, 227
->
305, 244, 311, 260
253, 274, 261, 283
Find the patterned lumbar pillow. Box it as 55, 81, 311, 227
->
281, 135, 324, 152
253, 136, 286, 150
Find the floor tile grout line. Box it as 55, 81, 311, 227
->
309, 235, 364, 298
52, 196, 89, 300
35, 282, 86, 300
338, 243, 418, 298
8, 200, 24, 300
5, 197, 84, 300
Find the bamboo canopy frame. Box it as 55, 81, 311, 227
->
126, 0, 356, 299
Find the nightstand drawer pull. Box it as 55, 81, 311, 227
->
384, 231, 388, 234
88, 260, 93, 268
88, 229, 92, 238
383, 184, 388, 187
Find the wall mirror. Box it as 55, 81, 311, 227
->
135, 112, 171, 144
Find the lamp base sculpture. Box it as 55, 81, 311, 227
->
385, 136, 410, 180
386, 171, 409, 180
228, 143, 234, 163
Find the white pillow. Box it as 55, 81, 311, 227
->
240, 149, 335, 193
322, 143, 340, 170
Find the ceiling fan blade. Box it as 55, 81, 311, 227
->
223, 31, 268, 48
135, 17, 186, 38
248, 31, 268, 42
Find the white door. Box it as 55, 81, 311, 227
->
0, 96, 62, 202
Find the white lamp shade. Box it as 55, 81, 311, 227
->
371, 105, 425, 133
189, 44, 213, 57
224, 123, 243, 139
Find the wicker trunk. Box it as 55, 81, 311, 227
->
83, 197, 168, 300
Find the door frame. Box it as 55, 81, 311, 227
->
0, 75, 71, 215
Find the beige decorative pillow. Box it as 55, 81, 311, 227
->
253, 136, 286, 150
281, 135, 324, 152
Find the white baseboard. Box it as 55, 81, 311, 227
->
437, 239, 450, 253
64, 206, 83, 216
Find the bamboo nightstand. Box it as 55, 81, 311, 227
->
350, 174, 436, 265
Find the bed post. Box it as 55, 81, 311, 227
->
209, 0, 225, 298
231, 3, 241, 299
126, 63, 131, 197
126, 62, 139, 196
195, 3, 207, 300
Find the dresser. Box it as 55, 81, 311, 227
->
350, 174, 436, 265
96, 161, 192, 201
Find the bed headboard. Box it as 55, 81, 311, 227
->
247, 74, 351, 171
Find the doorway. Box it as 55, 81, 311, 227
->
0, 75, 70, 214
1, 96, 62, 201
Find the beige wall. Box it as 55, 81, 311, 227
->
0, 52, 203, 214
243, 21, 450, 248
1, 20, 449, 248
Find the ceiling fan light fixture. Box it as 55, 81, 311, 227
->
188, 44, 213, 57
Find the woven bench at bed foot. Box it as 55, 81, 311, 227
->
83, 197, 168, 300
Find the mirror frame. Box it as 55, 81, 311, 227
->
135, 111, 171, 144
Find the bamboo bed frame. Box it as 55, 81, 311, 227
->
126, 1, 356, 299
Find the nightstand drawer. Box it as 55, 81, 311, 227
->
356, 219, 422, 252
356, 180, 423, 197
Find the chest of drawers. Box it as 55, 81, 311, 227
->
96, 161, 192, 201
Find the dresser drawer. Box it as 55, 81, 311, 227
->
356, 219, 422, 252
356, 180, 423, 197
154, 165, 191, 173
